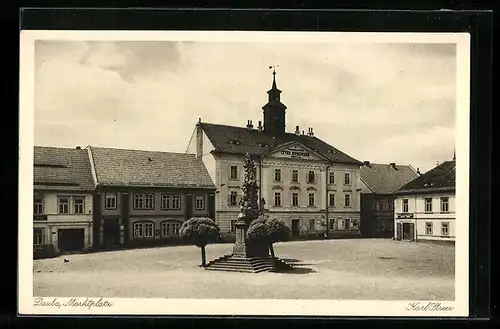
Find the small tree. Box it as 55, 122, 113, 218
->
180, 217, 220, 267
246, 216, 290, 261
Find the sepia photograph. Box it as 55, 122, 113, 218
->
19, 30, 470, 317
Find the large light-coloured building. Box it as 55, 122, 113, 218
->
33, 146, 95, 254
393, 159, 456, 243
187, 71, 363, 238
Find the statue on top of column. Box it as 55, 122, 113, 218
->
239, 153, 260, 221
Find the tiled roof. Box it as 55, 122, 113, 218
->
199, 122, 362, 165
34, 146, 95, 191
396, 160, 455, 195
360, 163, 420, 194
89, 147, 216, 189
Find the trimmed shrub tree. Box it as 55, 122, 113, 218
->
246, 216, 291, 262
180, 217, 220, 267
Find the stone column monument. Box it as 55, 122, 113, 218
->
232, 153, 260, 258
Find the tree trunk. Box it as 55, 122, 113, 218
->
200, 245, 207, 267
269, 243, 276, 268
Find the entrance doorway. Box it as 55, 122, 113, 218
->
58, 229, 85, 252
291, 219, 300, 237
103, 217, 120, 248
402, 222, 414, 241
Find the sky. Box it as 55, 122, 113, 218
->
34, 40, 456, 173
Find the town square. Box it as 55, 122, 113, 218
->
33, 238, 454, 300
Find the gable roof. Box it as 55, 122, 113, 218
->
34, 146, 95, 191
395, 160, 455, 195
360, 163, 420, 194
89, 147, 215, 189
198, 122, 362, 165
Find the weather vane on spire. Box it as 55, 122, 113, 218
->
269, 53, 279, 75
268, 64, 279, 75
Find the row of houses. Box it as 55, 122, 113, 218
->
32, 70, 456, 254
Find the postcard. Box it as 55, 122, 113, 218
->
19, 30, 470, 317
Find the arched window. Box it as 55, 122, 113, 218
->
133, 221, 154, 239
161, 220, 181, 237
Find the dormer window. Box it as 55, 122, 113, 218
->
259, 143, 269, 148
229, 139, 241, 145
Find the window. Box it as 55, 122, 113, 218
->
308, 193, 315, 207
34, 197, 44, 215
195, 195, 205, 210
329, 218, 336, 230
309, 218, 315, 230
133, 222, 154, 239
307, 171, 315, 184
33, 228, 45, 245
377, 201, 384, 211
425, 198, 433, 213
274, 169, 282, 182
105, 193, 117, 209
329, 172, 335, 184
344, 194, 351, 207
425, 222, 433, 235
441, 222, 450, 236
292, 170, 299, 183
329, 193, 335, 207
292, 193, 299, 207
161, 194, 181, 210
161, 221, 180, 236
74, 197, 84, 214
134, 194, 155, 210
274, 192, 281, 207
345, 218, 351, 229
351, 219, 359, 229
229, 191, 238, 206
230, 220, 237, 232
58, 197, 69, 214
402, 199, 409, 213
344, 172, 351, 185
440, 197, 449, 213
230, 165, 238, 180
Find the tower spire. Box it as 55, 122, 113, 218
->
262, 65, 287, 135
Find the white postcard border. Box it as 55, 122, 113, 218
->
19, 30, 470, 317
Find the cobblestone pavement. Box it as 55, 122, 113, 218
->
33, 239, 455, 300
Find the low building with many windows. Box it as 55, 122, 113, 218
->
393, 159, 456, 243
33, 146, 95, 254
359, 161, 420, 238
87, 147, 216, 249
186, 70, 363, 239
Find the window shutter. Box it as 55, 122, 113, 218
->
396, 223, 402, 240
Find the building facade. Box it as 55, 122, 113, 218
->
87, 147, 216, 249
187, 71, 363, 239
359, 162, 420, 238
393, 160, 456, 243
33, 146, 95, 254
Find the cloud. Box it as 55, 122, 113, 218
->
34, 40, 457, 172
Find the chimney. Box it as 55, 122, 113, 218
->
416, 167, 421, 175
310, 127, 314, 137
76, 146, 81, 150
257, 121, 263, 131
246, 120, 254, 129
363, 161, 370, 166
390, 162, 396, 169
295, 126, 300, 135
302, 130, 305, 136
